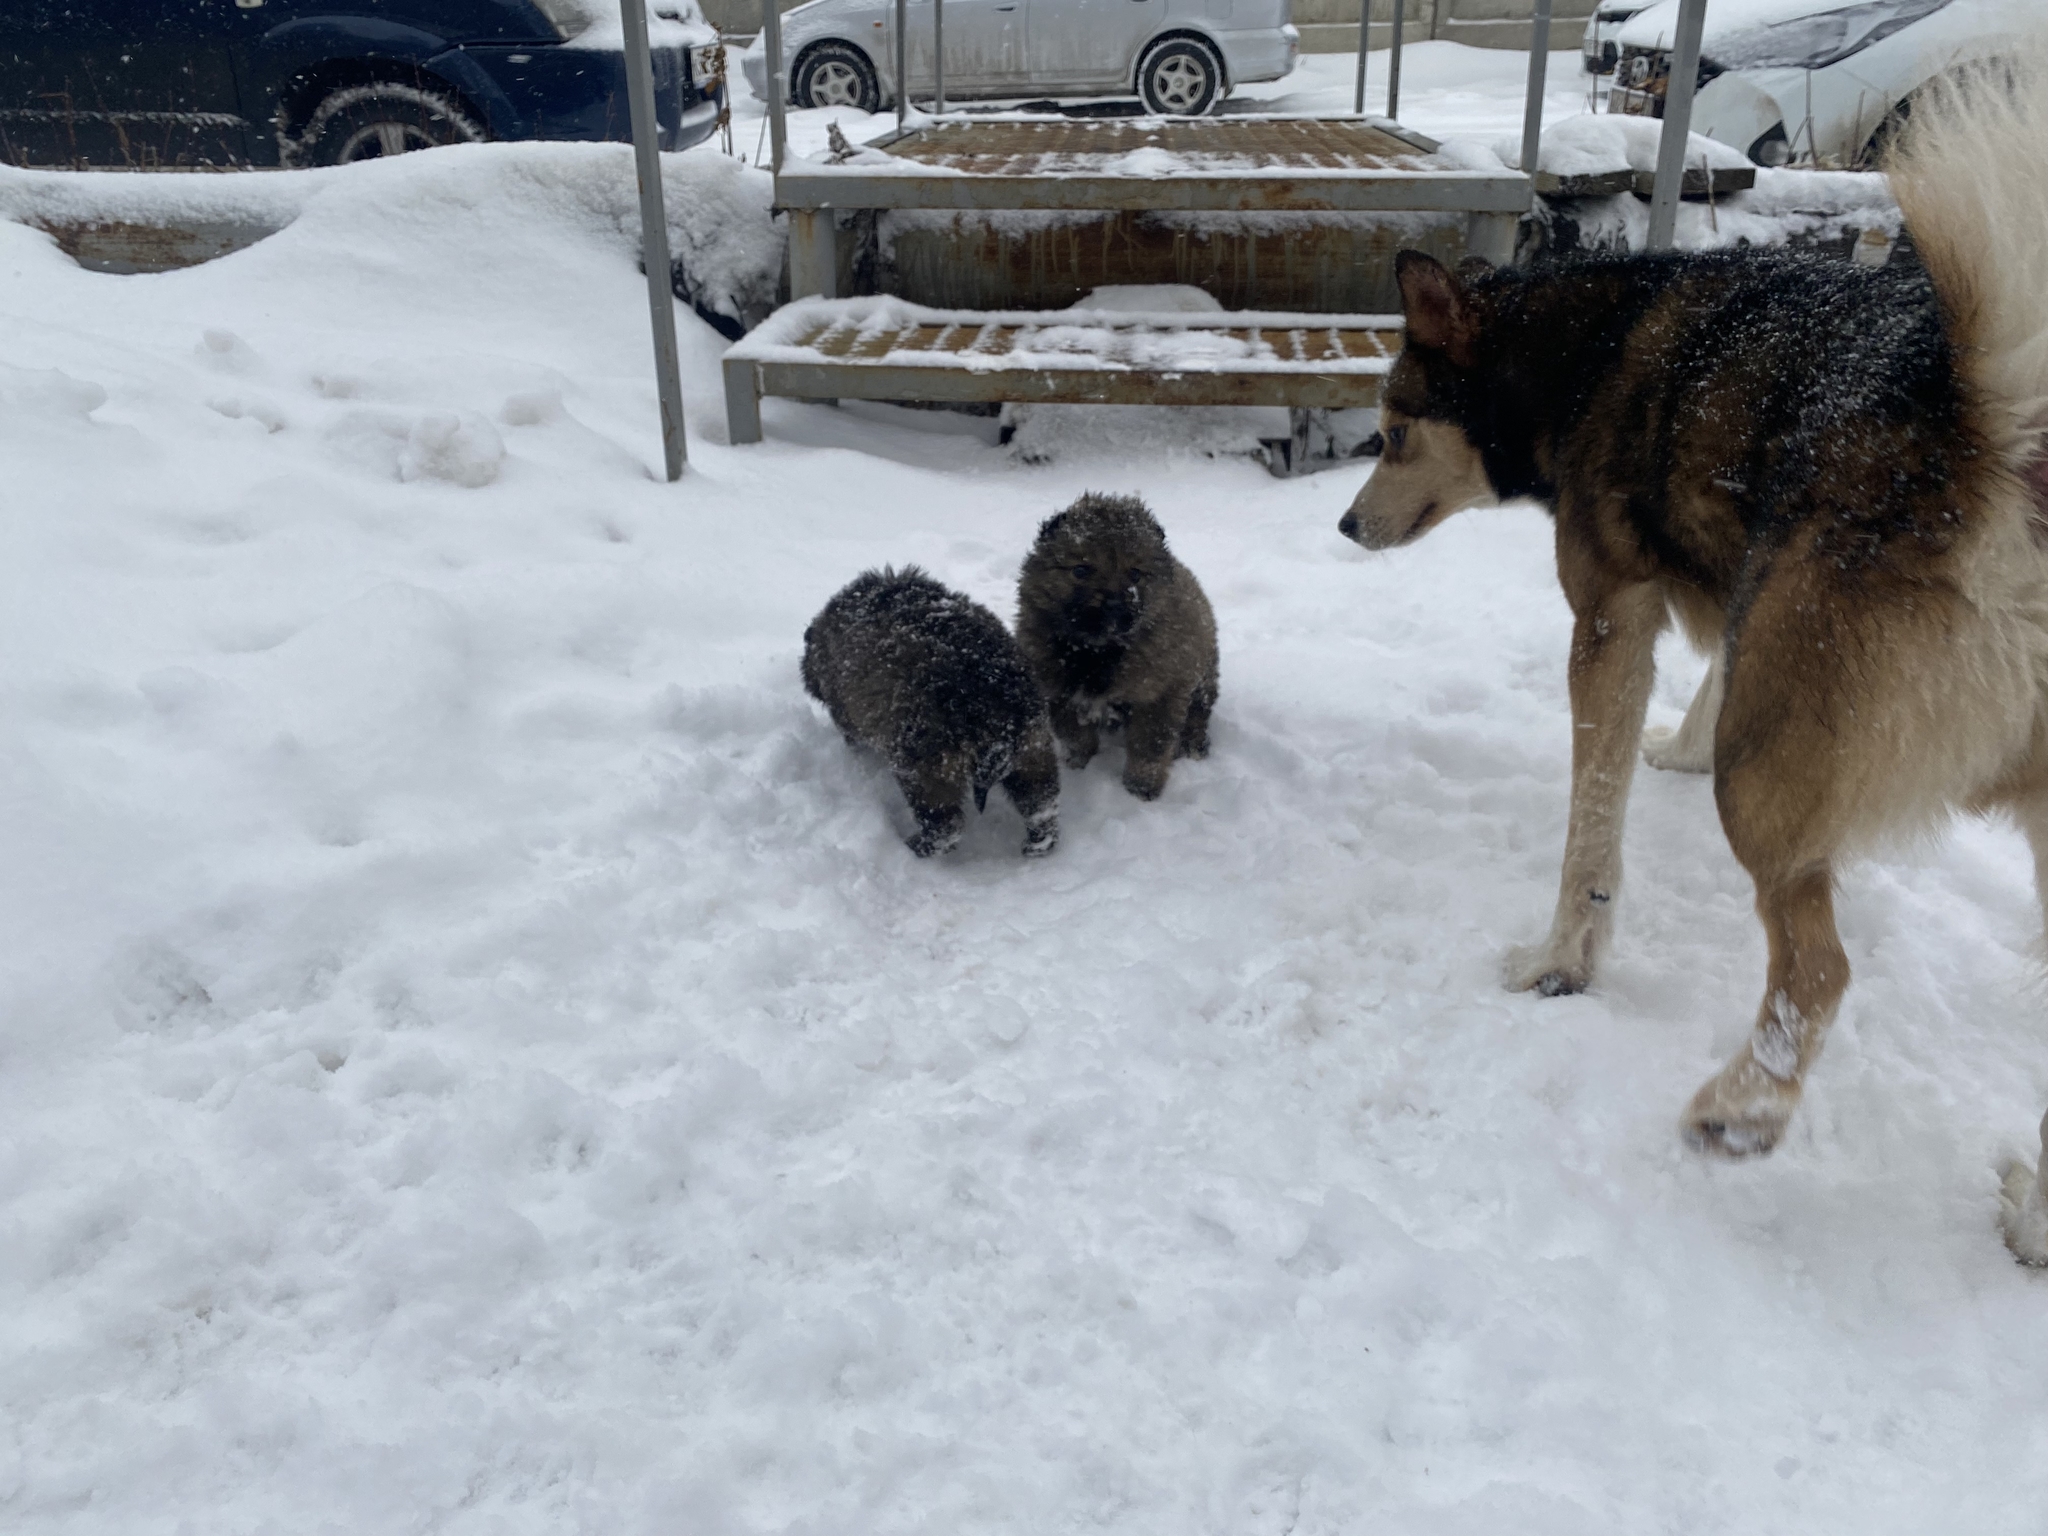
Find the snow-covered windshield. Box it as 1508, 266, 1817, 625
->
1705, 0, 1953, 70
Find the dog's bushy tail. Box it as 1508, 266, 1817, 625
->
1888, 35, 2048, 471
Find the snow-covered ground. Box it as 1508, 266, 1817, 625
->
3, 49, 2045, 1536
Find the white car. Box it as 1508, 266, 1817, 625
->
739, 0, 1298, 117
1601, 0, 2036, 167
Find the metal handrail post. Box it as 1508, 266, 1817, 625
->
935, 0, 945, 113
1387, 0, 1404, 119
1352, 0, 1369, 115
1646, 0, 1708, 249
763, 0, 786, 172
620, 0, 686, 479
1520, 0, 1552, 173
895, 0, 908, 128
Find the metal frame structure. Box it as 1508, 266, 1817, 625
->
723, 303, 1403, 444
1645, 0, 1709, 249
1387, 0, 1404, 119
621, 0, 686, 479
1519, 0, 1551, 175
1353, 0, 1371, 113
771, 115, 1531, 301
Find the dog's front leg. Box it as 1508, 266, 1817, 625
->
1120, 691, 1188, 800
1049, 696, 1099, 771
1506, 581, 1664, 995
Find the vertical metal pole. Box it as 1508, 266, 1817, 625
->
762, 0, 787, 172
1387, 0, 1404, 120
934, 0, 945, 113
1352, 0, 1369, 115
620, 0, 685, 480
1645, 0, 1708, 250
895, 0, 907, 127
1520, 0, 1552, 172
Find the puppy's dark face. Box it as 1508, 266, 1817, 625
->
1023, 497, 1170, 649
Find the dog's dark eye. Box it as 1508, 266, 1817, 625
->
1071, 563, 1094, 578
1386, 424, 1408, 454
1126, 568, 1143, 585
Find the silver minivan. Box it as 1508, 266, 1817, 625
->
741, 0, 1298, 117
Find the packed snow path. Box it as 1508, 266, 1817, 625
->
2, 139, 2044, 1533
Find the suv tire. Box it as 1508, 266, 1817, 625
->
295, 82, 484, 168
794, 42, 882, 112
1137, 37, 1224, 116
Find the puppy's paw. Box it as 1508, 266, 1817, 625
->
1121, 763, 1168, 801
907, 825, 962, 858
1641, 724, 1713, 774
1999, 1158, 2048, 1267
1021, 814, 1059, 858
1680, 1051, 1801, 1158
1064, 745, 1096, 771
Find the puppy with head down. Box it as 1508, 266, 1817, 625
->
804, 566, 1060, 858
1016, 493, 1218, 801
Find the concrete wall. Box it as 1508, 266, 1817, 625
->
1292, 0, 1598, 54
703, 0, 1599, 51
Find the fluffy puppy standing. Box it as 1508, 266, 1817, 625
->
1017, 493, 1218, 800
803, 567, 1060, 858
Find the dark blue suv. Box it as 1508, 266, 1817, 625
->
0, 1, 726, 169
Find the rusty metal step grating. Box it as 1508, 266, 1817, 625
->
870, 116, 1439, 176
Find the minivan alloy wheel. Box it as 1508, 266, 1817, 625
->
807, 60, 865, 108
1137, 38, 1222, 115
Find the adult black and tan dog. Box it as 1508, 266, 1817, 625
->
1341, 56, 2048, 1262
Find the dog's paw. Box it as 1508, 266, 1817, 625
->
1999, 1158, 2048, 1267
1021, 816, 1059, 858
1064, 746, 1095, 771
1502, 939, 1593, 996
1680, 1052, 1800, 1158
1641, 724, 1712, 774
1122, 764, 1168, 801
907, 826, 962, 858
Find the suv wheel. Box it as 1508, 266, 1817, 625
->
1137, 37, 1224, 116
294, 82, 484, 168
794, 42, 881, 112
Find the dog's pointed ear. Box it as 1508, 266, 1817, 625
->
1396, 250, 1479, 366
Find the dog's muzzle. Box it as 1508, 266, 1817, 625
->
1069, 596, 1137, 644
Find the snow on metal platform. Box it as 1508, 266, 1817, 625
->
775, 114, 1533, 297
721, 295, 1403, 444
861, 115, 1445, 175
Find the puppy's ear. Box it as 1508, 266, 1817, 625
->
1035, 511, 1068, 544
1395, 250, 1479, 367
